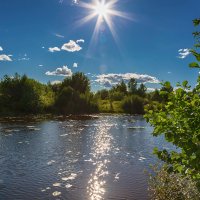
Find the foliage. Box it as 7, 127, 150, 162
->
54, 72, 98, 114
95, 89, 109, 100
149, 166, 200, 200
110, 80, 127, 95
98, 100, 123, 113
122, 95, 145, 114
128, 78, 137, 94
61, 72, 90, 94
0, 74, 54, 114
145, 19, 200, 188
137, 83, 147, 97
0, 72, 163, 115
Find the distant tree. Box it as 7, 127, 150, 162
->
55, 86, 98, 114
151, 89, 162, 102
111, 80, 127, 95
122, 95, 144, 114
96, 89, 109, 100
110, 91, 124, 101
62, 72, 90, 94
0, 74, 54, 114
137, 83, 147, 97
128, 78, 137, 94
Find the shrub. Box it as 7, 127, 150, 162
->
122, 95, 144, 114
149, 166, 200, 200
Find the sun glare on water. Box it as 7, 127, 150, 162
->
76, 0, 133, 43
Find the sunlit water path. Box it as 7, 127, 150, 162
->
0, 115, 172, 200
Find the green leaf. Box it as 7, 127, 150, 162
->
189, 62, 200, 68
193, 18, 200, 26
182, 80, 188, 88
190, 49, 200, 62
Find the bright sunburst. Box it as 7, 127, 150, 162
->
77, 0, 133, 43
94, 1, 109, 18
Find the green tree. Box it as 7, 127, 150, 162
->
62, 72, 90, 94
128, 78, 137, 94
0, 74, 54, 114
111, 80, 127, 95
95, 89, 109, 100
150, 89, 162, 102
137, 83, 147, 97
145, 19, 200, 187
122, 95, 144, 114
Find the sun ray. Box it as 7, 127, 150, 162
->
75, 12, 97, 27
107, 10, 133, 21
76, 0, 133, 46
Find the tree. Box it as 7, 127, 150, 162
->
151, 89, 162, 102
0, 74, 54, 114
128, 78, 137, 94
111, 80, 127, 95
62, 72, 90, 94
137, 83, 147, 97
122, 95, 144, 114
96, 89, 109, 100
145, 19, 200, 188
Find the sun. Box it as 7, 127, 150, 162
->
76, 0, 133, 44
94, 1, 109, 18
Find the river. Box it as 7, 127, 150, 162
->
0, 114, 171, 200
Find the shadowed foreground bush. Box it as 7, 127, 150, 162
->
149, 167, 200, 200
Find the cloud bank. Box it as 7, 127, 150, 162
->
45, 66, 72, 77
94, 73, 159, 87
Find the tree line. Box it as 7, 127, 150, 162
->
0, 72, 170, 115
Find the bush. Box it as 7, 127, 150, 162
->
149, 166, 200, 200
122, 95, 144, 114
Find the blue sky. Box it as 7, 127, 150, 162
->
0, 0, 200, 91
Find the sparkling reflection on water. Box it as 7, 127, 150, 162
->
87, 120, 112, 200
0, 115, 172, 200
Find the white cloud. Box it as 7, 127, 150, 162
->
178, 48, 191, 59
0, 46, 3, 51
76, 39, 84, 43
73, 62, 78, 68
0, 54, 12, 61
55, 33, 64, 38
48, 47, 61, 52
42, 46, 45, 49
38, 64, 43, 67
61, 40, 82, 52
94, 73, 160, 88
45, 66, 72, 77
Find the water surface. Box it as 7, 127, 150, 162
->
0, 115, 172, 200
